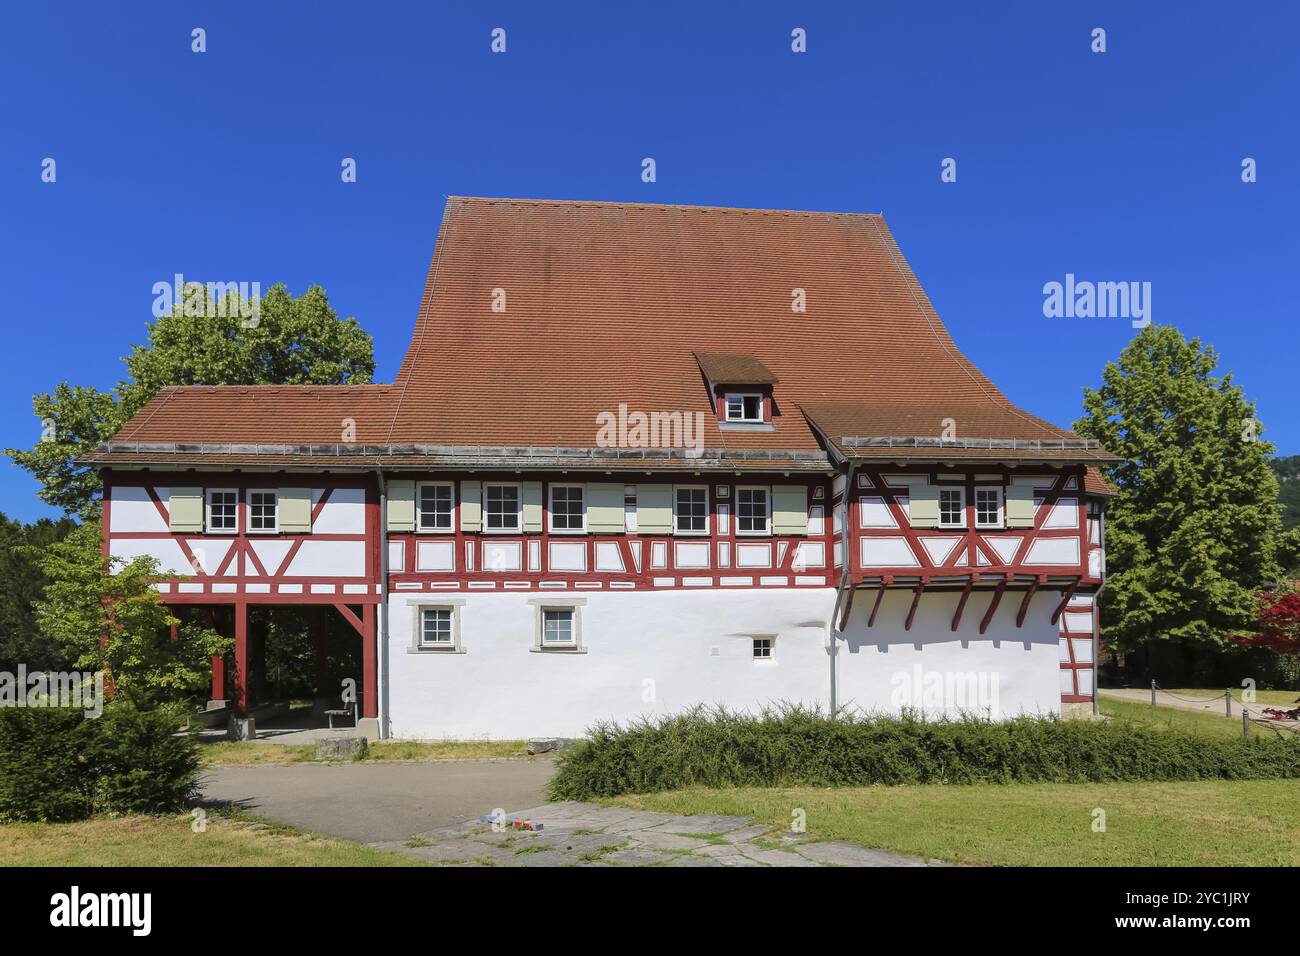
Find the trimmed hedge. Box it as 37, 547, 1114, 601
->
547, 706, 1300, 800
0, 704, 199, 822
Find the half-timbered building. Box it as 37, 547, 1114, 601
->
86, 198, 1114, 738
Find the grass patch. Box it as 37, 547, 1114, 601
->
200, 739, 529, 766
1099, 698, 1268, 738
609, 779, 1300, 866
0, 812, 422, 867
1164, 688, 1298, 706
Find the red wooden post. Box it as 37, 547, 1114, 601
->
233, 602, 250, 717
361, 604, 378, 719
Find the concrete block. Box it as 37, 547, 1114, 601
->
226, 717, 256, 740
315, 736, 369, 761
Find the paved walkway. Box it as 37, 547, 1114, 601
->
373, 801, 948, 867
200, 759, 555, 843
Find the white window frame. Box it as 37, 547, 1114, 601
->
417, 482, 456, 533
482, 483, 522, 533
735, 485, 771, 536
206, 488, 238, 533
752, 636, 775, 661
548, 483, 587, 534
938, 487, 966, 529
246, 489, 278, 534
529, 598, 586, 653
724, 392, 764, 423
406, 599, 465, 653
974, 486, 1004, 529
673, 485, 710, 536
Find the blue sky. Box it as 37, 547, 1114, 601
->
2, 1, 1296, 522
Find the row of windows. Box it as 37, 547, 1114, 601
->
417, 605, 773, 659
415, 483, 775, 535
206, 489, 279, 533
938, 487, 1004, 529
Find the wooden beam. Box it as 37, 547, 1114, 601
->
951, 579, 974, 632
1016, 577, 1044, 628
979, 579, 1008, 635
1051, 578, 1081, 626
867, 586, 887, 628
333, 602, 367, 638
905, 581, 927, 631
837, 585, 857, 631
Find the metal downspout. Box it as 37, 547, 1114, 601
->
374, 468, 390, 739
829, 461, 858, 717
1092, 505, 1106, 716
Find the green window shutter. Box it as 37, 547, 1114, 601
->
460, 480, 482, 532
387, 480, 415, 532
636, 484, 672, 534
586, 482, 625, 533
1006, 484, 1035, 528
906, 479, 939, 528
169, 487, 204, 533
772, 485, 809, 536
278, 487, 313, 533
522, 481, 543, 532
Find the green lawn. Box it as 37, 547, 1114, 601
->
608, 779, 1300, 866
200, 739, 530, 766
1099, 696, 1266, 737
0, 812, 421, 867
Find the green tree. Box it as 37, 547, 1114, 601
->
7, 283, 374, 519
1075, 325, 1285, 661
30, 521, 230, 708
0, 512, 79, 672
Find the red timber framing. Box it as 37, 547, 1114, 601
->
386, 472, 836, 592
1059, 591, 1099, 703
848, 464, 1097, 587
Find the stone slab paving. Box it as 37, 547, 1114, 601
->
370, 801, 951, 868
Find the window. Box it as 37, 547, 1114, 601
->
975, 487, 1003, 528
248, 490, 277, 532
736, 487, 770, 535
752, 637, 773, 660
420, 608, 454, 646
542, 609, 575, 647
724, 393, 763, 423
484, 484, 520, 531
549, 484, 586, 532
206, 489, 237, 532
938, 488, 965, 528
408, 600, 465, 653
418, 483, 454, 532
674, 487, 708, 534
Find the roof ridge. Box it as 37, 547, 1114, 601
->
446, 195, 886, 220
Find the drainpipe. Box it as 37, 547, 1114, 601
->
1092, 505, 1106, 716
828, 461, 858, 717
374, 468, 390, 739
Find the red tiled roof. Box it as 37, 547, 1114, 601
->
90, 197, 1113, 473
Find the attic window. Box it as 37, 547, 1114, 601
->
725, 393, 764, 423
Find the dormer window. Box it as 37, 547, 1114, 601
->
725, 393, 764, 423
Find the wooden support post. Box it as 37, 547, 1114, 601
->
980, 580, 1008, 635
837, 585, 857, 632
951, 580, 974, 632
1051, 578, 1080, 626
1016, 577, 1043, 628
361, 604, 378, 719
867, 586, 887, 628
233, 602, 250, 717
905, 581, 926, 632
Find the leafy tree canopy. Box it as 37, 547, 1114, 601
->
1075, 325, 1285, 651
7, 283, 374, 518
0, 512, 79, 672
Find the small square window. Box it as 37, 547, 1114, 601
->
737, 487, 770, 535
938, 488, 964, 528
675, 487, 708, 534
419, 484, 454, 531
484, 485, 520, 531
752, 638, 773, 660
248, 491, 277, 532
207, 490, 237, 532
725, 393, 763, 423
975, 487, 1002, 528
550, 485, 586, 532
420, 608, 454, 646
542, 609, 575, 646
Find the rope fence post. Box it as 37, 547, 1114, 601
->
1225, 688, 1232, 718
1243, 709, 1249, 737
1151, 679, 1156, 707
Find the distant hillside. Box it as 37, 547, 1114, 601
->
1272, 455, 1300, 530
